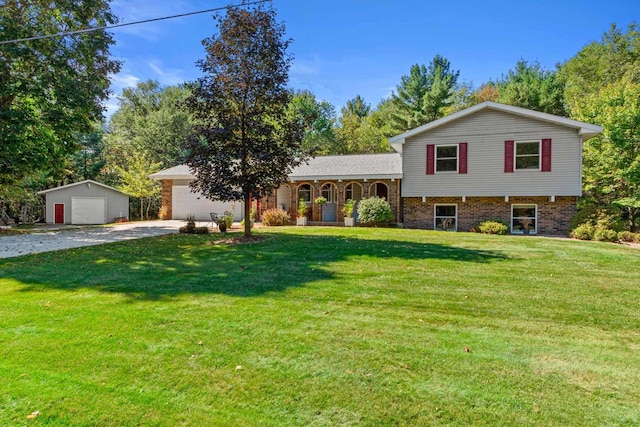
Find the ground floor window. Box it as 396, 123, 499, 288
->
370, 182, 388, 200
434, 204, 457, 231
344, 182, 362, 202
321, 183, 338, 203
298, 184, 312, 202
512, 204, 537, 234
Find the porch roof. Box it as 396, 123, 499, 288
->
289, 153, 402, 181
150, 153, 403, 181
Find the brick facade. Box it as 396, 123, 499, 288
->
261, 179, 402, 223
403, 196, 577, 236
160, 179, 172, 219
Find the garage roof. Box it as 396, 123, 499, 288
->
37, 179, 128, 195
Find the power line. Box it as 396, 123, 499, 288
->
0, 0, 271, 45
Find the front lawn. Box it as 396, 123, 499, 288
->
1, 227, 638, 425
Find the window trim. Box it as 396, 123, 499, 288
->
298, 183, 312, 203
320, 183, 338, 203
434, 204, 458, 231
514, 140, 541, 171
511, 204, 538, 234
435, 144, 459, 173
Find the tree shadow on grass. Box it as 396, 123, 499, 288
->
3, 230, 509, 301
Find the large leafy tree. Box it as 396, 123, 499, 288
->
333, 96, 392, 154
115, 152, 161, 221
573, 78, 640, 231
183, 5, 308, 237
497, 59, 566, 116
0, 1, 120, 187
561, 23, 640, 230
561, 23, 640, 115
287, 89, 337, 155
105, 80, 192, 172
389, 55, 459, 133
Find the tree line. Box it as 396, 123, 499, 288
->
0, 1, 638, 231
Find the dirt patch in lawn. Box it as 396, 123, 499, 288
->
209, 235, 266, 245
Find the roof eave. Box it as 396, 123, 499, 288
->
288, 174, 403, 182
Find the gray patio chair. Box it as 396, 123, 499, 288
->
209, 212, 219, 230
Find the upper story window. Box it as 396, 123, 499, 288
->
515, 141, 540, 170
436, 145, 458, 172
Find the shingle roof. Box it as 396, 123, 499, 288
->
289, 153, 402, 180
149, 153, 403, 181
149, 164, 192, 180
36, 179, 127, 195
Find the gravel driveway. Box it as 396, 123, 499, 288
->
0, 220, 191, 259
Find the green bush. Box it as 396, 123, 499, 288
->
262, 208, 290, 226
357, 197, 394, 225
594, 228, 619, 242
220, 211, 234, 229
477, 220, 508, 235
618, 231, 636, 243
571, 223, 595, 240
179, 215, 209, 234
342, 199, 356, 218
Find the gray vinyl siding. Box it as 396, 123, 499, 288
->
402, 109, 583, 197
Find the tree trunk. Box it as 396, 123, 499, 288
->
140, 197, 144, 220
244, 196, 251, 237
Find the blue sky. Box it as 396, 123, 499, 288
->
107, 0, 638, 117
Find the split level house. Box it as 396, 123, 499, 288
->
151, 101, 602, 236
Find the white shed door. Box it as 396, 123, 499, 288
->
72, 197, 106, 224
172, 185, 243, 221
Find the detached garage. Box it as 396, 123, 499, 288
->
38, 180, 129, 225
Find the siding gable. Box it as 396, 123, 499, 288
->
401, 109, 583, 197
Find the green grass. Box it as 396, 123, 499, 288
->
1, 227, 639, 425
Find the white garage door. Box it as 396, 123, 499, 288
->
72, 197, 106, 224
172, 185, 243, 221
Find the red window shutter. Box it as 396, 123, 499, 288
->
426, 144, 434, 175
541, 138, 552, 172
504, 140, 514, 173
459, 142, 467, 174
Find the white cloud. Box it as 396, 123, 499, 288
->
111, 73, 141, 89
147, 60, 185, 85
290, 54, 326, 77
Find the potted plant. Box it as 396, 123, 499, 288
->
314, 196, 327, 221
520, 218, 533, 235
342, 199, 356, 227
296, 198, 308, 226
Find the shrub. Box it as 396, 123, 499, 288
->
357, 197, 394, 225
477, 220, 508, 235
618, 231, 636, 243
297, 199, 308, 218
342, 199, 356, 218
593, 228, 619, 242
571, 223, 595, 240
262, 208, 290, 226
179, 215, 209, 234
220, 211, 234, 229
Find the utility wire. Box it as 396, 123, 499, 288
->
0, 0, 271, 45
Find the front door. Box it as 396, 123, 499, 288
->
54, 203, 64, 224
321, 183, 338, 222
